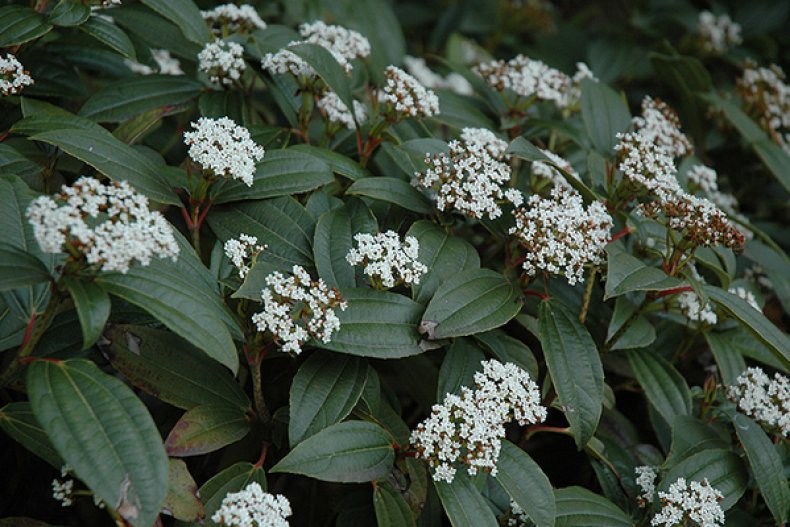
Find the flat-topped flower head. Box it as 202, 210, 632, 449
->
317, 91, 367, 129
651, 478, 724, 527
346, 231, 427, 288
251, 265, 347, 354
379, 65, 440, 120
184, 117, 264, 187
0, 53, 34, 96
614, 130, 682, 201
261, 21, 369, 78
531, 149, 580, 190
697, 11, 742, 54
403, 55, 473, 96
736, 60, 790, 153
635, 465, 659, 506
677, 290, 717, 326
727, 367, 789, 437
125, 49, 183, 76
415, 127, 520, 220
410, 359, 545, 483
26, 177, 179, 273
509, 186, 612, 286
632, 97, 693, 158
212, 482, 291, 527
198, 40, 246, 86
202, 4, 266, 35
224, 234, 266, 279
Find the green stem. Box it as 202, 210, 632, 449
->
190, 205, 200, 253
579, 266, 597, 323
250, 352, 271, 423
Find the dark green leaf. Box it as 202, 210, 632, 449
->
165, 404, 250, 457
666, 415, 729, 466
288, 42, 356, 126
290, 144, 371, 181
406, 221, 479, 305
704, 330, 748, 385
313, 207, 357, 289
604, 244, 681, 299
140, 0, 209, 44
606, 296, 655, 350
474, 330, 539, 380
27, 359, 168, 527
163, 458, 204, 522
421, 269, 520, 340
48, 0, 90, 27
0, 144, 42, 182
347, 177, 434, 214
80, 16, 137, 60
0, 6, 52, 47
318, 288, 424, 359
660, 449, 748, 510
580, 79, 631, 156
271, 420, 394, 483
434, 473, 498, 527
80, 76, 203, 122
627, 349, 691, 425
553, 487, 632, 527
193, 462, 266, 527
731, 413, 790, 524
374, 481, 417, 527
289, 352, 367, 446
650, 53, 712, 144
0, 402, 63, 468
436, 338, 484, 399
496, 441, 556, 527
538, 300, 603, 449
0, 243, 51, 291
63, 276, 110, 350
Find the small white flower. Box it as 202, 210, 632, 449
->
698, 11, 742, 54
52, 466, 74, 507
125, 49, 183, 76
346, 231, 427, 288
632, 96, 693, 158
506, 500, 531, 526
202, 4, 266, 35
651, 478, 724, 527
635, 465, 658, 506
212, 482, 291, 527
509, 186, 612, 286
198, 40, 246, 86
184, 117, 265, 187
224, 234, 266, 279
687, 165, 718, 193
727, 367, 789, 438
27, 177, 179, 273
403, 55, 473, 96
379, 65, 440, 120
614, 130, 682, 201
410, 359, 546, 483
251, 265, 347, 354
677, 290, 717, 325
737, 60, 790, 153
531, 149, 580, 190
415, 127, 519, 219
728, 286, 760, 311
0, 53, 34, 96
317, 90, 367, 129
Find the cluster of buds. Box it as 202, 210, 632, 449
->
184, 117, 265, 187
677, 290, 718, 326
0, 53, 34, 96
224, 234, 266, 279
697, 11, 742, 55
27, 177, 179, 273
251, 265, 347, 354
736, 60, 790, 154
345, 231, 427, 288
651, 478, 725, 527
212, 482, 291, 527
410, 359, 546, 483
509, 186, 612, 286
379, 65, 440, 120
632, 97, 693, 158
635, 465, 659, 506
316, 90, 367, 129
197, 40, 246, 86
201, 4, 266, 35
614, 130, 682, 201
727, 367, 789, 438
415, 127, 520, 219
531, 148, 580, 190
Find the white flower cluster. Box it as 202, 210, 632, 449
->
184, 117, 264, 187
410, 359, 546, 483
198, 40, 246, 86
0, 53, 34, 96
635, 465, 658, 506
346, 231, 427, 288
224, 234, 266, 279
509, 186, 612, 286
125, 49, 183, 76
736, 61, 790, 154
51, 466, 74, 507
202, 4, 266, 35
27, 177, 179, 273
379, 66, 440, 120
415, 127, 521, 219
632, 97, 693, 158
506, 500, 531, 526
614, 130, 682, 201
317, 91, 367, 129
677, 290, 717, 325
212, 482, 291, 527
261, 21, 370, 77
686, 165, 717, 193
728, 286, 760, 311
745, 264, 774, 292
474, 55, 594, 110
727, 367, 789, 437
697, 11, 742, 54
251, 265, 347, 354
651, 478, 725, 527
403, 55, 473, 96
531, 149, 580, 190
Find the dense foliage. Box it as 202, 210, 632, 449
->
1, 0, 789, 526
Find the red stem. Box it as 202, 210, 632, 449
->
180, 206, 194, 229
656, 285, 693, 298
523, 289, 548, 301
254, 442, 270, 468
608, 226, 632, 244
196, 200, 212, 226
17, 311, 37, 353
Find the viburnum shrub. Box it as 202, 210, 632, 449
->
1, 0, 790, 526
